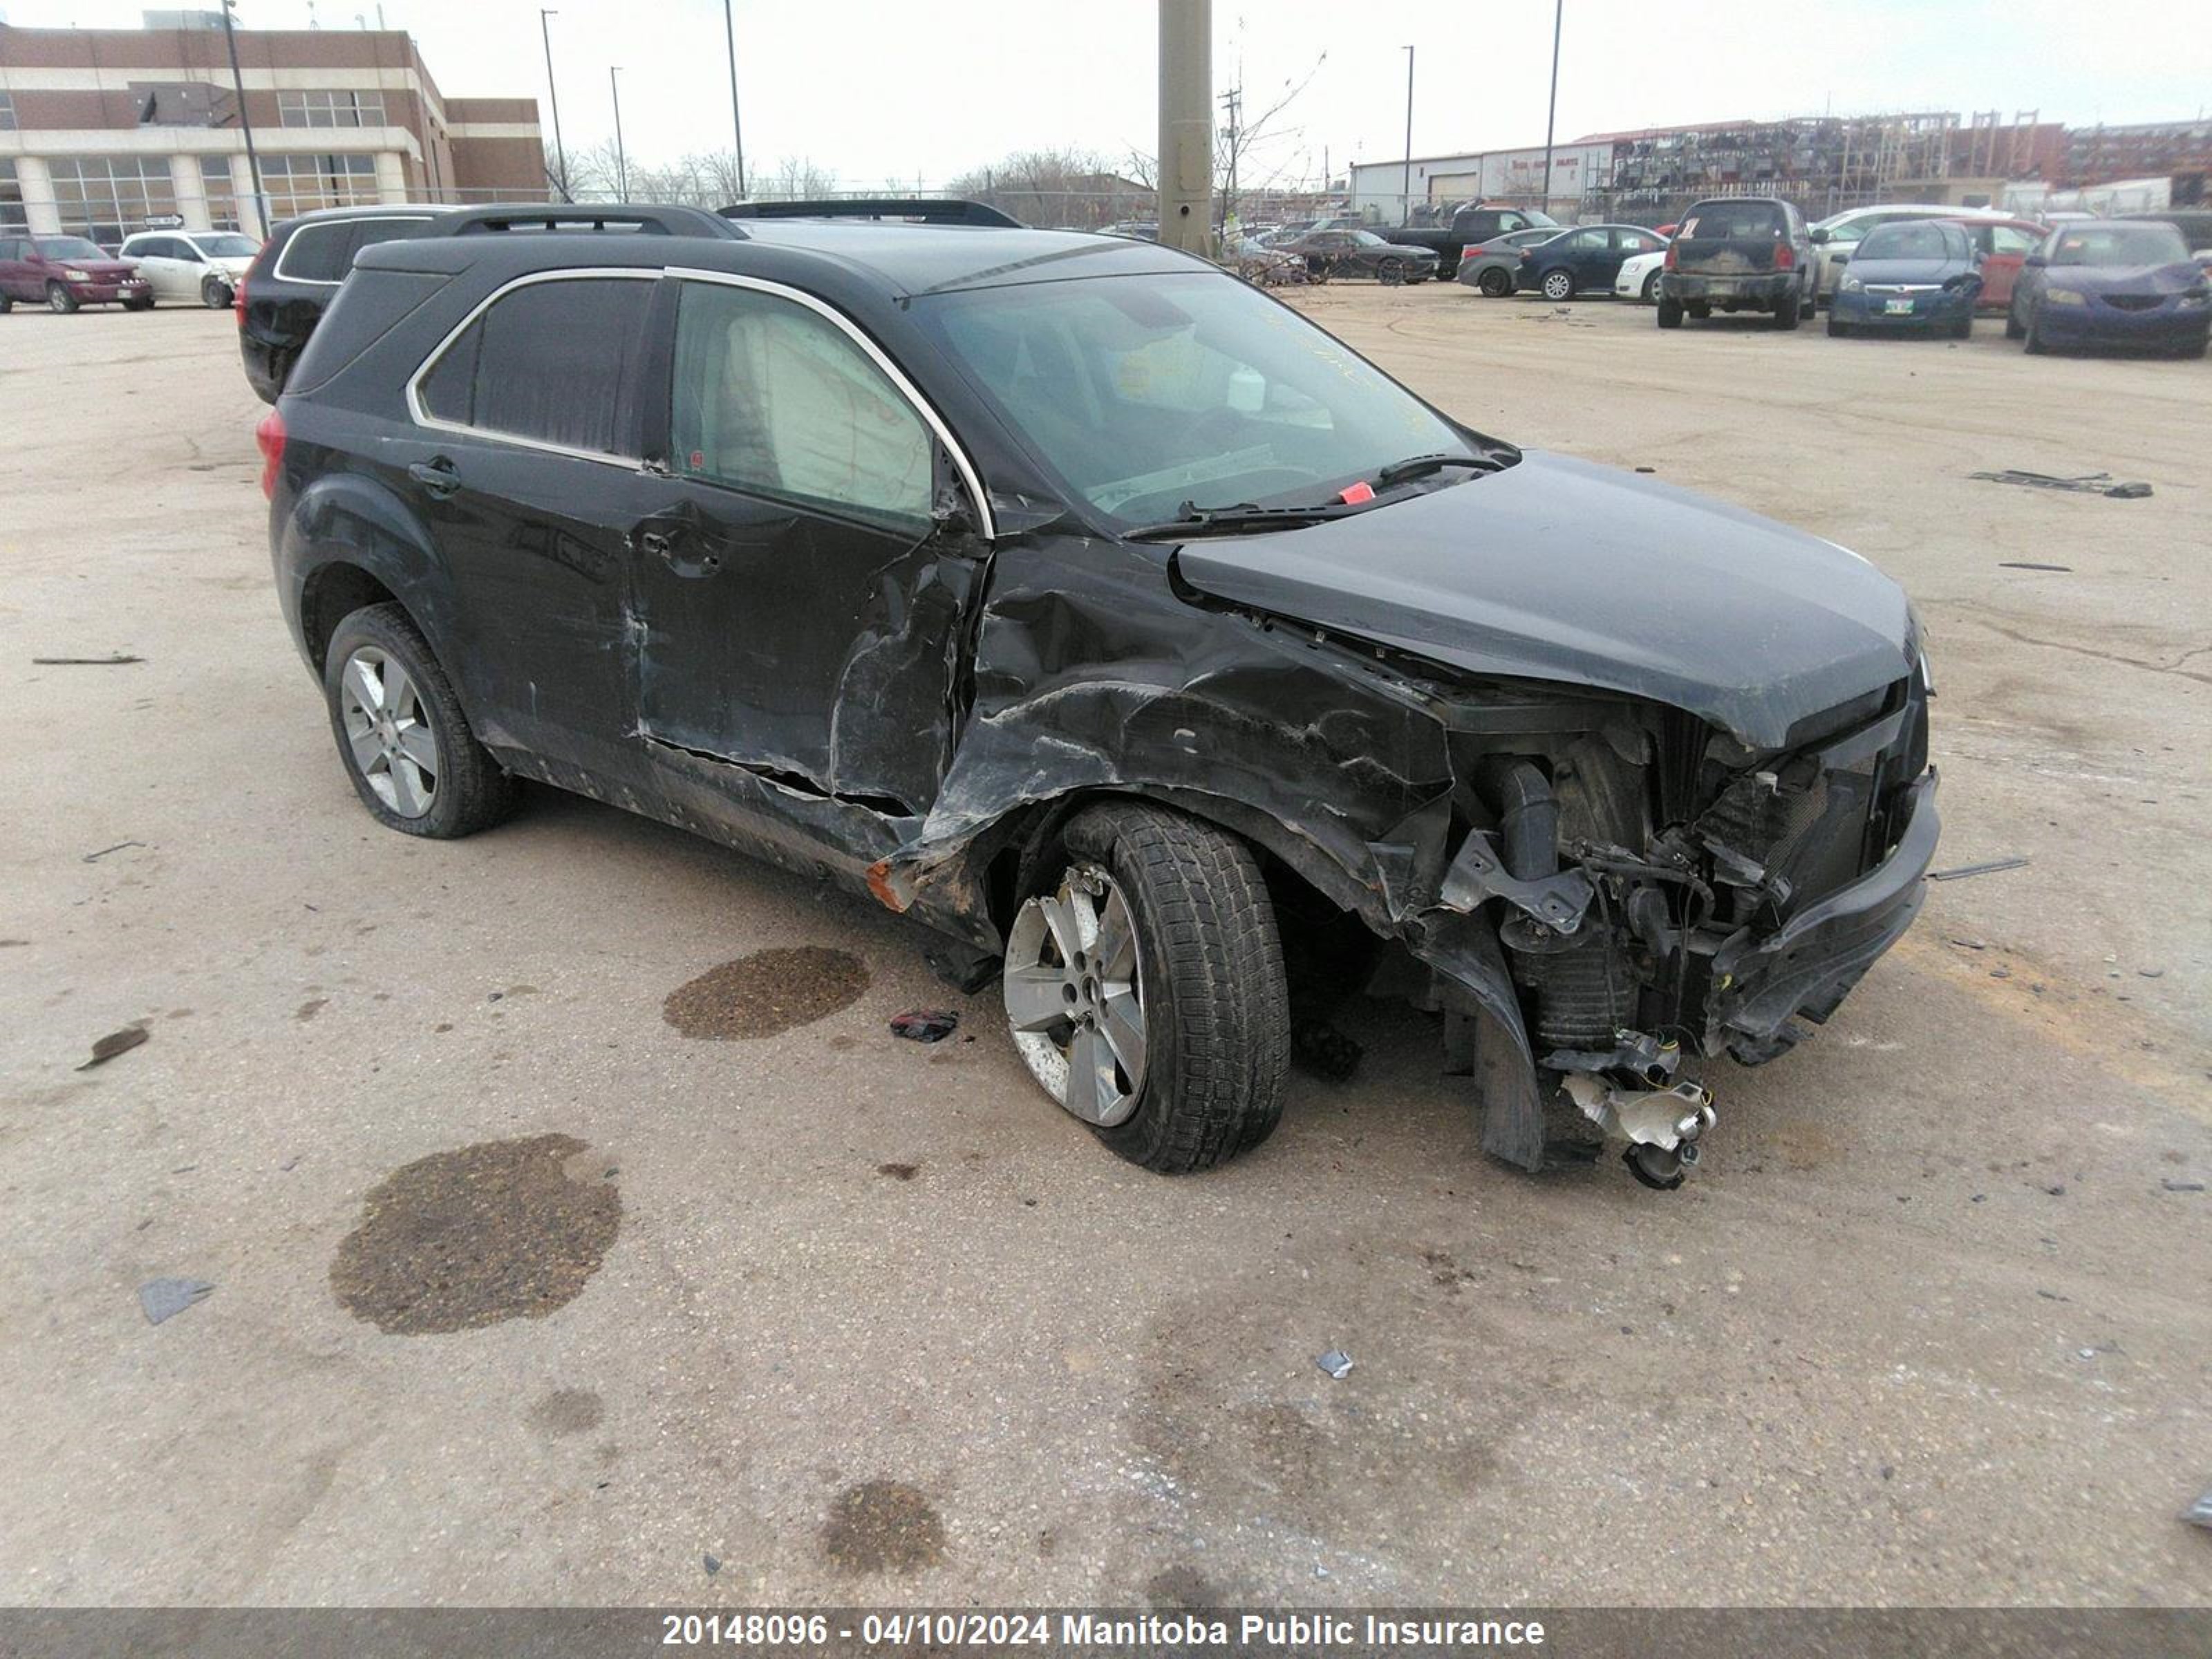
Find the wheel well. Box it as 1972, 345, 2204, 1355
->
300, 563, 400, 672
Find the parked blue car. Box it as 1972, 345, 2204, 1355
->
1827, 219, 1980, 339
2007, 221, 2211, 357
1509, 223, 1669, 301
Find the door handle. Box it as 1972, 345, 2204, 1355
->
407, 457, 461, 500
638, 528, 677, 560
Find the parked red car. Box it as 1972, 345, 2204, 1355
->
0, 234, 153, 313
1940, 217, 2046, 313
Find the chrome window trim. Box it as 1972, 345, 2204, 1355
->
402, 263, 998, 534
274, 214, 438, 288
403, 266, 662, 471
665, 265, 997, 541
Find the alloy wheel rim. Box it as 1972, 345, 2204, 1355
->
339, 646, 439, 818
1545, 272, 1572, 299
1003, 863, 1147, 1127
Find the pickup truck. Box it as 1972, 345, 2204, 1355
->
1378, 203, 1559, 264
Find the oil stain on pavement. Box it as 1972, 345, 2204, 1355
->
528, 1388, 606, 1436
821, 1479, 946, 1575
330, 1134, 621, 1335
663, 946, 869, 1040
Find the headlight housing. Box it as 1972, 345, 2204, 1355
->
1839, 274, 1864, 294
2045, 286, 2088, 307
63, 268, 91, 283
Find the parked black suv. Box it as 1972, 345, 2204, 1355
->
238, 204, 451, 402
263, 201, 1938, 1189
1658, 196, 1819, 329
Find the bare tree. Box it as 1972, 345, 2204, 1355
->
949, 147, 1152, 229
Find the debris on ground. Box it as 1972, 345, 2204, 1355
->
1998, 561, 2073, 572
1291, 1019, 1364, 1082
2162, 1179, 2206, 1194
2186, 1490, 2212, 1531
77, 1024, 149, 1071
1316, 1349, 1354, 1380
702, 1553, 721, 1575
1969, 469, 2151, 500
138, 1278, 213, 1326
31, 654, 146, 666
1929, 856, 2031, 882
890, 1009, 959, 1043
82, 841, 145, 863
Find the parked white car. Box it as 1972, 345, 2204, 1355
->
1808, 205, 2009, 303
115, 229, 261, 308
1614, 246, 1668, 302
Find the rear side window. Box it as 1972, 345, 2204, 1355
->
278, 222, 354, 282
418, 275, 656, 457
669, 280, 931, 532
1681, 202, 1785, 241
348, 216, 435, 260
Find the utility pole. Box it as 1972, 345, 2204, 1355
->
1540, 0, 1564, 214
540, 10, 569, 202
1156, 0, 1212, 256
610, 66, 628, 199
1400, 45, 1415, 225
218, 0, 269, 236
1217, 84, 1241, 238
722, 0, 747, 198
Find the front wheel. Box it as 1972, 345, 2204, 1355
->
1641, 270, 1662, 302
1951, 310, 1973, 340
1376, 257, 1405, 285
201, 276, 234, 309
2005, 307, 2025, 339
1002, 803, 1290, 1174
2024, 309, 2047, 355
1828, 315, 1849, 338
323, 603, 515, 839
46, 283, 79, 315
1540, 268, 1575, 301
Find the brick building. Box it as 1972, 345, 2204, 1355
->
0, 10, 545, 246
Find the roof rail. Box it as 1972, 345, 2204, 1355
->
431, 203, 747, 240
720, 197, 1022, 228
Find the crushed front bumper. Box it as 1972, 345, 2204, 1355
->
1707, 768, 1940, 1060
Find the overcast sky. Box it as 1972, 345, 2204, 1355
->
10, 0, 2207, 186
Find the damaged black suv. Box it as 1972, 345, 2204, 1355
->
262, 200, 1938, 1189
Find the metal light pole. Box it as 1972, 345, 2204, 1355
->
1400, 45, 1415, 225
610, 66, 628, 199
540, 9, 570, 202
219, 0, 269, 234
722, 0, 747, 199
1540, 0, 1564, 214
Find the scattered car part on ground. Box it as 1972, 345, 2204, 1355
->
136, 1279, 214, 1326
116, 228, 260, 308
264, 201, 1938, 1190
77, 1024, 149, 1070
1659, 198, 1819, 329
1827, 220, 1982, 339
2006, 221, 2211, 358
1969, 469, 2152, 499
0, 233, 152, 313
1926, 856, 2031, 882
1315, 1349, 1355, 1380
890, 1010, 961, 1043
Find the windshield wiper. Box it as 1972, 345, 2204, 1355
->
1123, 500, 1362, 542
1373, 451, 1502, 487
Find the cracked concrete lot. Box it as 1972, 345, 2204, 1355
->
1, 288, 2208, 1607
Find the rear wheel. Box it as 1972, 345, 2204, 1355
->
1774, 288, 1801, 329
1656, 297, 1684, 328
1478, 266, 1512, 297
323, 603, 514, 839
1540, 267, 1575, 301
1002, 803, 1290, 1174
46, 283, 78, 315
0, 294, 12, 314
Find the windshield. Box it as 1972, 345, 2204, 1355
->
39, 237, 108, 261
919, 271, 1485, 526
194, 234, 260, 258
1857, 221, 1963, 262
2049, 224, 2189, 267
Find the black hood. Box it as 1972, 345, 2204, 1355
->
1171, 450, 1913, 749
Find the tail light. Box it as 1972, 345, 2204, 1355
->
234, 263, 249, 326
1774, 241, 1796, 270
256, 406, 286, 500
1663, 243, 1678, 270
1460, 245, 1480, 261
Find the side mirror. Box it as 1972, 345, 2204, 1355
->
1808, 227, 1831, 245
2023, 253, 2047, 268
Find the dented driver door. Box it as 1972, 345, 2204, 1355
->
626, 274, 984, 822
